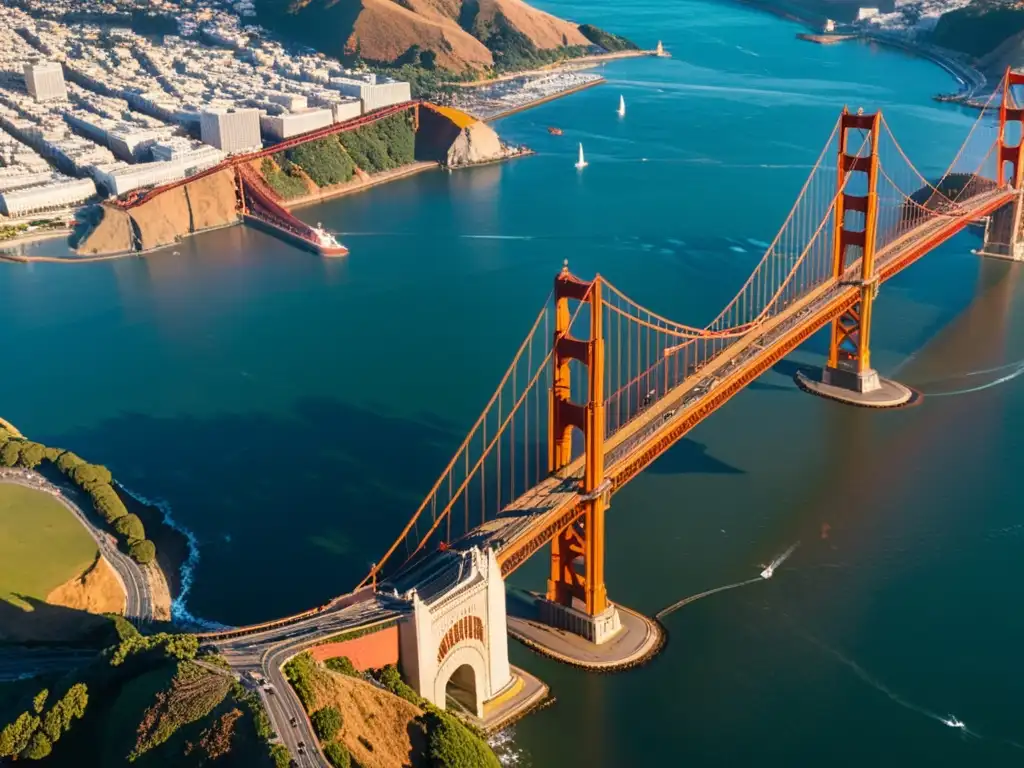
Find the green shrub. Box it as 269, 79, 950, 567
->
376, 665, 421, 706
114, 513, 145, 542
71, 463, 112, 487
20, 731, 51, 760
0, 712, 40, 757
129, 539, 156, 564
286, 137, 355, 187
0, 441, 21, 467
311, 705, 343, 741
91, 484, 128, 523
423, 710, 500, 768
283, 653, 319, 712
262, 158, 310, 199
43, 446, 61, 462
16, 441, 46, 469
271, 743, 291, 768
324, 656, 358, 677
31, 690, 48, 715
56, 451, 84, 473
578, 24, 638, 51
324, 741, 351, 768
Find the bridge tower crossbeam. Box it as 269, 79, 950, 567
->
544, 263, 621, 644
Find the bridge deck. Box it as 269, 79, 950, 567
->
426, 189, 1012, 578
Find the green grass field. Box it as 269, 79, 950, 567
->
0, 482, 97, 606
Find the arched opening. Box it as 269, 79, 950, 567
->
444, 663, 479, 716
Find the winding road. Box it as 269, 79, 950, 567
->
210, 596, 404, 768
0, 470, 153, 621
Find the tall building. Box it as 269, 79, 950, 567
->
23, 62, 67, 102
330, 74, 411, 114
199, 107, 261, 154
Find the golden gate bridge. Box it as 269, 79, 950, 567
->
354, 69, 1024, 626
196, 70, 1024, 767
202, 68, 1024, 655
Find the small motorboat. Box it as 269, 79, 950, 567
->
547, 126, 563, 136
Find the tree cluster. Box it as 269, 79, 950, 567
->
282, 652, 320, 712
0, 683, 89, 761
110, 627, 199, 667
130, 662, 232, 760
479, 12, 590, 72
324, 655, 358, 677
310, 705, 343, 741
285, 138, 356, 188
262, 156, 310, 200
323, 740, 352, 768
0, 430, 157, 564
577, 24, 639, 52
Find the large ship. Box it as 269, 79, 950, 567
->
311, 223, 348, 257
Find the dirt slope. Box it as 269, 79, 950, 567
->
257, 0, 596, 72
310, 670, 427, 768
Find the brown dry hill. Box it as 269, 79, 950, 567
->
309, 669, 427, 768
255, 0, 595, 72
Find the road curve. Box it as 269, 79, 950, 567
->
0, 470, 153, 621
212, 598, 403, 767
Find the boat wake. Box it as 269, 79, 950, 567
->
116, 483, 227, 630
925, 358, 1024, 397
804, 633, 980, 738
460, 235, 534, 241
760, 542, 800, 579
656, 577, 763, 620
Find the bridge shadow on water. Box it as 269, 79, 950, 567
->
645, 438, 743, 477
39, 398, 466, 626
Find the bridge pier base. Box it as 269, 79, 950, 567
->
538, 597, 622, 645
795, 364, 913, 408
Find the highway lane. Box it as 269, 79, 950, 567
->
211, 598, 405, 768
0, 471, 153, 621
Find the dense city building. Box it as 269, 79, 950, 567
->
22, 61, 66, 102
0, 0, 411, 218
199, 107, 262, 153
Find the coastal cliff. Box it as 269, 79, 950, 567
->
78, 167, 240, 255
77, 105, 511, 257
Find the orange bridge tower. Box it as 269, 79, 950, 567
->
801, 109, 914, 407
980, 68, 1024, 261
543, 262, 622, 644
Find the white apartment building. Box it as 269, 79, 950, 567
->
22, 61, 67, 102
259, 107, 332, 141
0, 176, 95, 216
199, 107, 261, 153
267, 92, 307, 112
92, 143, 223, 196
330, 74, 411, 114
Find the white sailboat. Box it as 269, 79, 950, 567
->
617, 94, 626, 117
575, 142, 588, 169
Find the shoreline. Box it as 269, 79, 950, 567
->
445, 49, 659, 88
285, 161, 439, 211
724, 0, 990, 105
0, 228, 73, 252
482, 77, 606, 122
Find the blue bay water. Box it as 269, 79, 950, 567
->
2, 0, 1024, 764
